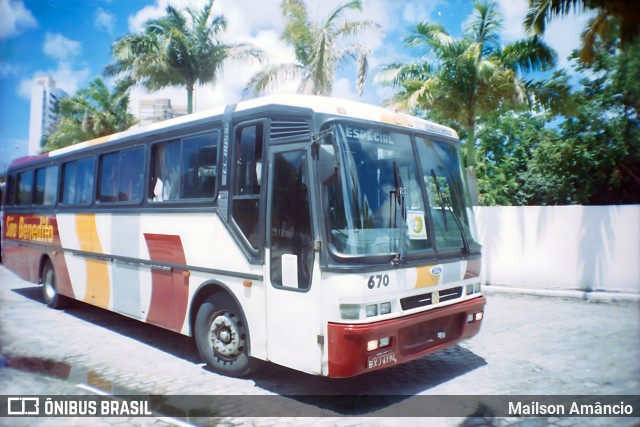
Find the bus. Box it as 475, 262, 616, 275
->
1, 94, 485, 378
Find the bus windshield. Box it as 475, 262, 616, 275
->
321, 122, 478, 260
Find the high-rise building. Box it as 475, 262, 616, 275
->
138, 98, 187, 125
28, 76, 68, 155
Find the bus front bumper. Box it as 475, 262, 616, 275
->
327, 296, 486, 378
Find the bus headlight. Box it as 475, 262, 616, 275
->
340, 304, 360, 320
466, 283, 482, 295
366, 304, 378, 317
367, 337, 391, 352
380, 302, 391, 315
341, 301, 394, 320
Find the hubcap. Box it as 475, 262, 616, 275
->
44, 270, 56, 301
209, 312, 244, 358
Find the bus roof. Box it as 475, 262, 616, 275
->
236, 94, 458, 139
11, 94, 458, 168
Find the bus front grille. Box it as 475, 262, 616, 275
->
400, 286, 463, 311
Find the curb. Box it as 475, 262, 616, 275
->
483, 284, 640, 302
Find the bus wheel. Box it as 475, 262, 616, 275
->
195, 293, 258, 377
42, 260, 67, 309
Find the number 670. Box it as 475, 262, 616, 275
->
367, 274, 390, 289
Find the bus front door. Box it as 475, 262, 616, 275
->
265, 145, 323, 375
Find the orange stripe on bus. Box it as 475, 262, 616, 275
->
415, 266, 439, 288
75, 214, 110, 308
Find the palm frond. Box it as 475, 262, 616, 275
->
500, 36, 557, 74
405, 22, 454, 57
243, 63, 307, 98
524, 0, 586, 35
326, 0, 362, 29
464, 0, 503, 54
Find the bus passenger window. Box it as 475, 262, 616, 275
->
234, 125, 263, 196
181, 133, 218, 199
99, 153, 119, 202
151, 141, 180, 201
98, 147, 144, 203
150, 132, 218, 202
16, 170, 34, 205
62, 158, 94, 205
231, 123, 264, 250
34, 166, 59, 206
119, 147, 144, 202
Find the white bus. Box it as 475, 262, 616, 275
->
1, 94, 485, 377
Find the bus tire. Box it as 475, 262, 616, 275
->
194, 293, 259, 377
42, 260, 67, 309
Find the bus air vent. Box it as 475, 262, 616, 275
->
270, 120, 311, 142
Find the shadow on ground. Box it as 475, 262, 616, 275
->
11, 285, 487, 416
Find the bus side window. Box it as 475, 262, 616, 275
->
119, 147, 144, 202
34, 166, 59, 206
5, 174, 16, 205
61, 158, 94, 205
231, 123, 264, 250
181, 132, 218, 199
150, 133, 218, 202
99, 153, 119, 202
151, 141, 181, 202
99, 147, 144, 203
234, 125, 263, 196
16, 170, 34, 205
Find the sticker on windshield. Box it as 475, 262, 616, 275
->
407, 210, 428, 240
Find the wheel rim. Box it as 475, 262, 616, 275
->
43, 269, 56, 301
209, 312, 245, 359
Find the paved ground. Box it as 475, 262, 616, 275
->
0, 265, 638, 427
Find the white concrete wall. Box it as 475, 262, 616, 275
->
474, 205, 640, 294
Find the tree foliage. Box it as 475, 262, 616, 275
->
529, 43, 639, 204
377, 0, 556, 168
243, 0, 381, 98
477, 38, 640, 205
44, 78, 137, 152
525, 0, 640, 63
105, 0, 263, 113
476, 110, 560, 205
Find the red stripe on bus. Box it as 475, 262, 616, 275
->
143, 233, 189, 331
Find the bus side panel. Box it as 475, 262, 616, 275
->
3, 213, 60, 285
76, 213, 110, 309
50, 251, 76, 299
2, 241, 38, 283
57, 213, 89, 302
142, 212, 268, 357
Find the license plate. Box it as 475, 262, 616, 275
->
367, 351, 398, 369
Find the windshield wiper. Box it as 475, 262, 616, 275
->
391, 161, 407, 266
430, 168, 469, 254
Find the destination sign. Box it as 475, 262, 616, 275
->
344, 126, 393, 144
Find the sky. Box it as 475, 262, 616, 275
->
0, 0, 591, 171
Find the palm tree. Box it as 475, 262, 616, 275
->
377, 0, 556, 169
44, 78, 137, 152
525, 0, 640, 63
105, 0, 263, 114
244, 0, 381, 98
